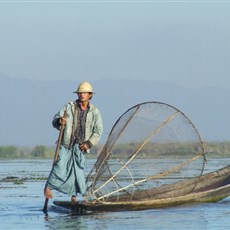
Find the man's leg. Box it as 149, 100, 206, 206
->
44, 186, 53, 199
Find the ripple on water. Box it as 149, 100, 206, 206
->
1, 159, 230, 229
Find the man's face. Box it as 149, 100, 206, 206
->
77, 92, 92, 102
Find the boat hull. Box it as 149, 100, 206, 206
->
54, 165, 230, 213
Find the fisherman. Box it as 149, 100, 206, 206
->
44, 82, 103, 202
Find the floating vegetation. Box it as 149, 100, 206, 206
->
0, 176, 47, 184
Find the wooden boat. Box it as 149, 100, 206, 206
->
52, 102, 230, 214
54, 165, 230, 213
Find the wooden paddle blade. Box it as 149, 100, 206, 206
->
43, 198, 49, 212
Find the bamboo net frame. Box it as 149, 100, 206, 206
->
85, 101, 206, 202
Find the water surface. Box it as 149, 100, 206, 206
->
0, 159, 230, 229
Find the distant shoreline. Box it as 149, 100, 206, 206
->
1, 141, 230, 159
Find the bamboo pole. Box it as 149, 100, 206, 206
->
43, 111, 66, 212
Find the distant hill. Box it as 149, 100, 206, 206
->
1, 75, 230, 146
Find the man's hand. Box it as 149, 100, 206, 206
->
79, 142, 90, 152
59, 116, 66, 126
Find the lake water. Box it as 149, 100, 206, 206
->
0, 159, 230, 229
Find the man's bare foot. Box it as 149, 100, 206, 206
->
44, 186, 53, 199
71, 196, 77, 203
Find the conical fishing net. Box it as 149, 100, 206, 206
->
85, 102, 206, 202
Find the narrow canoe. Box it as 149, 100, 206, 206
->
54, 165, 230, 213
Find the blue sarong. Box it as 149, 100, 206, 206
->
46, 144, 86, 196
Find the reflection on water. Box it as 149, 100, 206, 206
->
0, 159, 230, 229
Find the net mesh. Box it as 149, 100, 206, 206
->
85, 102, 205, 202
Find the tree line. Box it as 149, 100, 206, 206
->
0, 145, 101, 159
0, 141, 230, 159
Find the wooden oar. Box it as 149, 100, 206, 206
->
43, 111, 66, 212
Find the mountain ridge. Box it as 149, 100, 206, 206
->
1, 76, 229, 146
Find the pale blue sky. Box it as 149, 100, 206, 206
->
0, 1, 230, 89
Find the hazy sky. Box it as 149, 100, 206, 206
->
0, 1, 230, 89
